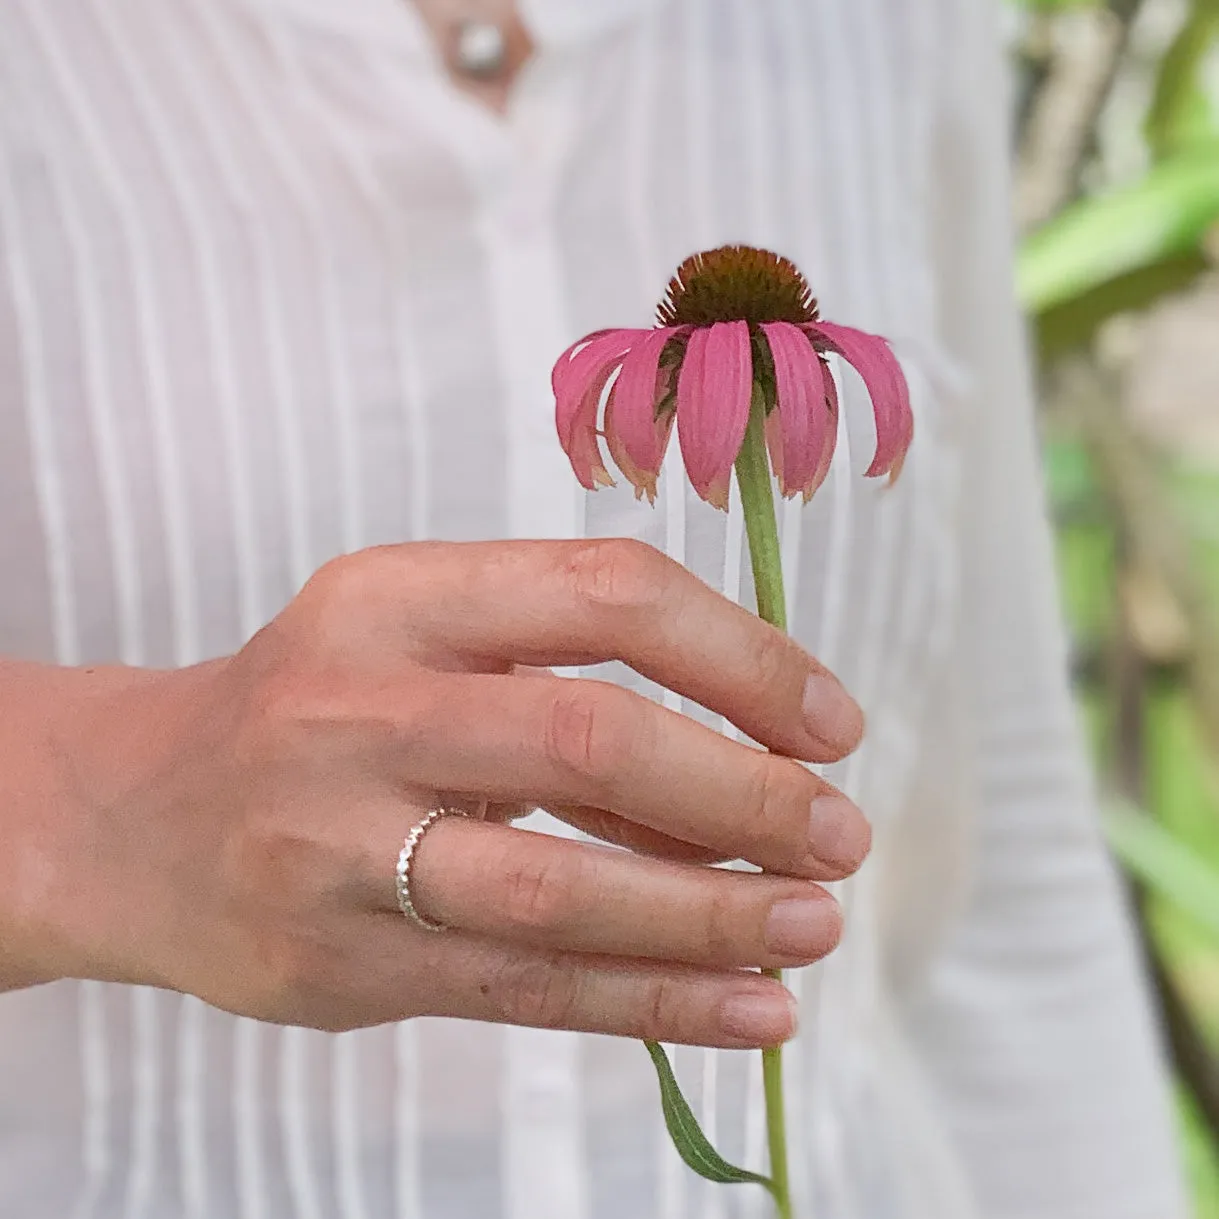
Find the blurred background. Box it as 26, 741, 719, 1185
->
1008, 0, 1219, 1210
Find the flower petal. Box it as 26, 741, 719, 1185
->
605, 399, 674, 505
676, 321, 753, 510
805, 367, 839, 502
760, 322, 834, 500
805, 321, 912, 478
552, 328, 643, 490
604, 326, 686, 503
552, 328, 639, 404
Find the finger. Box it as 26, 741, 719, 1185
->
541, 805, 850, 879
389, 671, 872, 879
475, 786, 728, 862
370, 539, 863, 761
400, 818, 842, 970
395, 931, 799, 1048
541, 804, 727, 864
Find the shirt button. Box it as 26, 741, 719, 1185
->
452, 20, 508, 79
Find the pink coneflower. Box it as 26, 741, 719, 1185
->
553, 246, 913, 509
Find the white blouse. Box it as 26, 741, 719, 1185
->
0, 1, 1189, 1217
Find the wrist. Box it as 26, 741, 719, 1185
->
0, 659, 220, 989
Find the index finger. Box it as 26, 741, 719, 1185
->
378, 538, 863, 763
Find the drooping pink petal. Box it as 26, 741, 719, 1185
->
760, 322, 835, 500
676, 321, 753, 510
805, 321, 912, 479
604, 326, 687, 503
552, 329, 639, 403
605, 400, 675, 505
805, 365, 839, 502
560, 377, 615, 491
553, 328, 644, 490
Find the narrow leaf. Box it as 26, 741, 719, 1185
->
1017, 143, 1219, 313
643, 1041, 777, 1194
1145, 0, 1219, 160
1032, 252, 1207, 362
1104, 803, 1219, 940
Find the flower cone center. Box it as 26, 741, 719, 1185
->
656, 246, 819, 327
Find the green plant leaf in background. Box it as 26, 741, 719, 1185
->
1145, 0, 1219, 160
1018, 142, 1219, 315
1031, 252, 1209, 361
643, 1041, 778, 1195
1024, 3, 1219, 1212
1105, 803, 1219, 938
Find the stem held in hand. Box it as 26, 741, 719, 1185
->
735, 383, 793, 1219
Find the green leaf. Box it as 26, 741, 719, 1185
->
1018, 144, 1219, 314
1032, 252, 1208, 362
642, 1041, 777, 1194
1104, 804, 1219, 940
1145, 0, 1219, 160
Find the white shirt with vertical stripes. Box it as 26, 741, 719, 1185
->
0, 1, 1189, 1216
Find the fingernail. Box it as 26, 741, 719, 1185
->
719, 988, 798, 1046
801, 673, 863, 752
808, 793, 871, 873
764, 896, 841, 960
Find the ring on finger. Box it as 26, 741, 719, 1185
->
396, 806, 469, 932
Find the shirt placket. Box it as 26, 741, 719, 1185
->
436, 53, 593, 1219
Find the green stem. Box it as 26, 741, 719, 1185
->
736, 386, 788, 634
761, 1036, 792, 1219
734, 384, 793, 1219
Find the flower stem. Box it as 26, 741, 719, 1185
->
735, 385, 788, 634
734, 383, 793, 1219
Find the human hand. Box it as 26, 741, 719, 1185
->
51, 540, 867, 1047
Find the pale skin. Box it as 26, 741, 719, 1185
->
0, 539, 869, 1048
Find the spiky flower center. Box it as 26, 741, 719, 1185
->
656, 246, 819, 327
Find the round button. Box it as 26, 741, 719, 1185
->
454, 20, 508, 79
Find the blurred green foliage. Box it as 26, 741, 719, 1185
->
1048, 441, 1219, 1213
1018, 145, 1219, 313
1015, 0, 1219, 1211
1018, 5, 1219, 332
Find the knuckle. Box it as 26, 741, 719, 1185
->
293, 549, 393, 647
743, 757, 808, 863
497, 848, 584, 933
302, 550, 382, 612
701, 884, 742, 963
544, 687, 599, 775
746, 627, 797, 699
543, 684, 640, 788
641, 975, 687, 1039
565, 539, 672, 614
488, 952, 582, 1030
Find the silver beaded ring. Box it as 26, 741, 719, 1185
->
395, 807, 466, 932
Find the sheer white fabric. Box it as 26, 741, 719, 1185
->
0, 1, 1188, 1216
